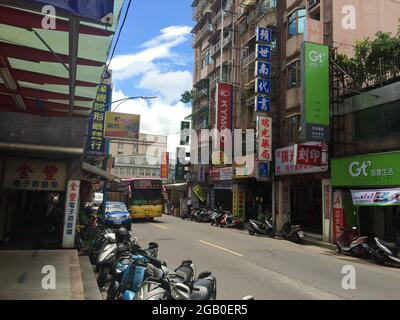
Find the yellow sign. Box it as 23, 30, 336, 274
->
193, 184, 206, 202
104, 112, 140, 139
130, 205, 163, 218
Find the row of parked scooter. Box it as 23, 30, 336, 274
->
75, 214, 222, 300
182, 207, 305, 244
335, 226, 400, 266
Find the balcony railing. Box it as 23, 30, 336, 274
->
193, 0, 209, 21
241, 51, 256, 67
193, 22, 214, 46
210, 32, 232, 57
257, 0, 277, 16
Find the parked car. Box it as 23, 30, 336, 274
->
102, 202, 132, 231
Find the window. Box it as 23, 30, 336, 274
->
201, 50, 211, 69
117, 143, 124, 154
287, 61, 301, 89
288, 8, 306, 38
287, 115, 301, 143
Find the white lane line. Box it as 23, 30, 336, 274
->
199, 240, 243, 257
150, 223, 170, 230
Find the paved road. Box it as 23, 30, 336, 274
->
132, 215, 400, 300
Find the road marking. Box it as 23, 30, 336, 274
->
199, 240, 243, 257
150, 223, 170, 230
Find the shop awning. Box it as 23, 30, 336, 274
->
164, 183, 188, 191
0, 1, 124, 118
82, 162, 120, 182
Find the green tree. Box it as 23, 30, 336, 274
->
180, 90, 195, 104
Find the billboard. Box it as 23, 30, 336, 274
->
301, 42, 330, 142
26, 0, 115, 24
104, 112, 140, 140
304, 18, 324, 44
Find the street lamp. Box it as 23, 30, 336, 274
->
111, 96, 158, 112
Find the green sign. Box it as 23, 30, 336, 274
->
331, 151, 400, 187
301, 42, 330, 142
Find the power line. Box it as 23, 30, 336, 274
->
101, 0, 133, 82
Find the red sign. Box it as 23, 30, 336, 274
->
216, 83, 233, 147
210, 168, 220, 181
295, 144, 323, 166
161, 152, 169, 179
257, 116, 272, 161
17, 164, 33, 179
333, 191, 344, 243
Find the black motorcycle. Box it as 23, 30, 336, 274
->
281, 219, 304, 243
247, 216, 275, 238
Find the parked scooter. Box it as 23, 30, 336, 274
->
373, 237, 400, 265
335, 226, 371, 258
247, 216, 275, 237
218, 213, 243, 229
210, 210, 224, 226
281, 219, 304, 243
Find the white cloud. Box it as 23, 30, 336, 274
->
112, 88, 191, 157
138, 69, 193, 104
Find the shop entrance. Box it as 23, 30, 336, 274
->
0, 190, 65, 250
290, 178, 322, 234
358, 206, 400, 242
214, 189, 232, 211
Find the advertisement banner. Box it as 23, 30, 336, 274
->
275, 142, 328, 176
333, 191, 344, 243
351, 188, 400, 206
86, 83, 111, 156
104, 112, 140, 140
62, 180, 80, 248
160, 152, 169, 179
220, 167, 233, 180
193, 184, 206, 202
3, 158, 67, 191
216, 83, 233, 147
301, 42, 330, 142
257, 116, 272, 161
26, 0, 115, 24
331, 151, 400, 187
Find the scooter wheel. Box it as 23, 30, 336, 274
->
336, 245, 341, 254
374, 250, 387, 265
248, 230, 255, 236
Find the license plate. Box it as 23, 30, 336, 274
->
298, 231, 304, 238
114, 221, 122, 225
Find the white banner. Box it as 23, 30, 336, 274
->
351, 188, 400, 206
62, 180, 80, 248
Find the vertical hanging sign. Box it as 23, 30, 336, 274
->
62, 180, 80, 248
255, 27, 272, 113
216, 83, 233, 147
257, 116, 272, 161
160, 152, 169, 179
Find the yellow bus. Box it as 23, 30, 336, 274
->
113, 178, 163, 220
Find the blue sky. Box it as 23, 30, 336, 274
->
109, 0, 194, 153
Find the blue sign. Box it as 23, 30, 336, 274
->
26, 0, 114, 23
86, 83, 111, 156
259, 162, 269, 178
255, 61, 271, 78
255, 79, 271, 95
256, 44, 271, 61
255, 96, 271, 112
256, 27, 272, 43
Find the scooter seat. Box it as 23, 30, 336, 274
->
175, 266, 193, 284
190, 278, 214, 300
378, 239, 398, 251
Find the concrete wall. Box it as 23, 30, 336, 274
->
0, 112, 86, 148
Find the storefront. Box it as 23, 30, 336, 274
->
275, 143, 329, 233
210, 167, 233, 211
331, 151, 400, 242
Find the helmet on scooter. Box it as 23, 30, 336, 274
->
116, 227, 130, 243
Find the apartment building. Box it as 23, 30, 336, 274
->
109, 133, 167, 157
189, 0, 400, 240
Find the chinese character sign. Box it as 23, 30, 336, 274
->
255, 61, 271, 78
294, 144, 323, 167
3, 158, 67, 191
256, 27, 272, 43
257, 116, 272, 161
161, 152, 169, 179
256, 44, 271, 60
86, 83, 111, 156
255, 79, 271, 95
255, 96, 271, 112
62, 180, 80, 248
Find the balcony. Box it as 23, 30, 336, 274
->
193, 0, 209, 21
241, 65, 255, 88
286, 34, 303, 58
241, 51, 256, 67
257, 0, 277, 17
210, 32, 232, 57
193, 22, 214, 47
286, 87, 301, 110
193, 88, 209, 104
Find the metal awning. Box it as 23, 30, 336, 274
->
164, 183, 188, 191
82, 162, 120, 182
0, 1, 124, 118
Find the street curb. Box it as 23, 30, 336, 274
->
303, 238, 337, 251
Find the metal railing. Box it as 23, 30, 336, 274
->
193, 22, 214, 46
242, 51, 256, 67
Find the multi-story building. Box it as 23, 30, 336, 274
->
189, 0, 400, 242
109, 133, 167, 157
